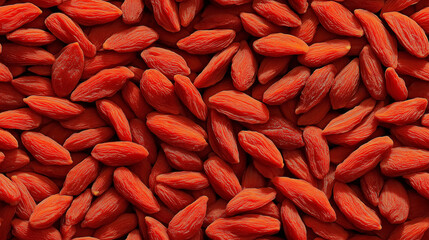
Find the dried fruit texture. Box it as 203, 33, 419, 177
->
391, 125, 429, 149
225, 188, 276, 216
114, 167, 160, 214
253, 33, 309, 57
129, 119, 157, 164
383, 12, 429, 58
297, 96, 331, 126
290, 8, 318, 43
122, 82, 152, 120
177, 29, 235, 54
323, 98, 376, 135
0, 43, 55, 66
45, 13, 96, 58
91, 167, 115, 196
245, 108, 304, 149
333, 182, 382, 231
27, 65, 52, 77
193, 43, 240, 88
379, 179, 410, 224
156, 171, 210, 191
240, 12, 284, 37
194, 12, 242, 31
404, 172, 429, 199
9, 172, 59, 202
121, 0, 144, 24
385, 67, 408, 101
0, 203, 16, 239
287, 0, 307, 14
252, 0, 301, 27
311, 1, 363, 37
96, 99, 131, 141
283, 150, 317, 186
60, 156, 100, 196
11, 219, 61, 240
146, 113, 208, 151
103, 26, 158, 53
272, 177, 336, 222
396, 52, 429, 81
296, 64, 336, 114
6, 28, 56, 47
82, 188, 128, 228
0, 108, 42, 130
140, 69, 183, 115
0, 3, 42, 34
375, 98, 428, 125
381, 0, 420, 14
28, 153, 82, 179
51, 43, 84, 97
174, 75, 207, 120
2, 0, 429, 239
91, 141, 148, 166
65, 189, 93, 226
0, 173, 21, 205
238, 131, 283, 168
168, 196, 208, 240
411, 7, 429, 34
155, 184, 194, 212
373, 44, 396, 78
11, 75, 54, 97
303, 215, 349, 240
141, 47, 190, 79
388, 217, 429, 240
258, 58, 290, 86
11, 175, 35, 220
0, 63, 13, 83
71, 67, 134, 102
280, 199, 307, 240
29, 194, 73, 229
329, 58, 360, 109
303, 126, 330, 179
23, 96, 84, 120
81, 51, 134, 79
146, 216, 169, 240
93, 213, 138, 239
206, 214, 281, 240
355, 9, 398, 68
58, 0, 122, 26
0, 129, 18, 151
360, 168, 384, 206
209, 90, 269, 124
381, 147, 429, 177
207, 111, 238, 164
162, 143, 203, 171
231, 41, 257, 91
203, 199, 227, 227
204, 155, 242, 200
126, 229, 143, 240
150, 203, 175, 225
298, 39, 351, 67
63, 127, 114, 152
151, 0, 181, 32
179, 0, 203, 27
60, 108, 106, 131
253, 159, 284, 179
21, 131, 72, 166
319, 165, 336, 199
263, 66, 311, 105
423, 114, 429, 127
